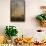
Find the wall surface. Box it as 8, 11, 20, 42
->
0, 0, 46, 41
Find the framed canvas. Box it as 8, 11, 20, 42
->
10, 0, 25, 22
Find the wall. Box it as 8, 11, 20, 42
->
0, 0, 46, 41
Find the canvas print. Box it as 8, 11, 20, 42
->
10, 0, 25, 22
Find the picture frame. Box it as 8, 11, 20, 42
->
10, 0, 25, 22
